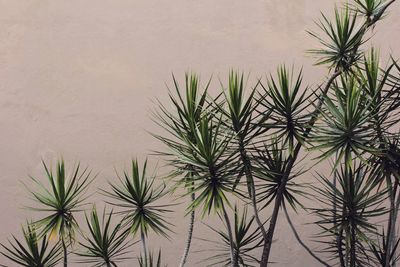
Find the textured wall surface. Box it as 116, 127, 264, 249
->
0, 1, 399, 266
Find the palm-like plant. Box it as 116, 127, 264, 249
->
153, 73, 210, 267
103, 159, 172, 261
162, 111, 239, 266
311, 74, 377, 165
27, 159, 93, 267
259, 66, 310, 153
75, 206, 131, 267
257, 66, 312, 266
0, 223, 62, 267
216, 71, 268, 242
312, 162, 387, 267
253, 140, 306, 211
183, 116, 237, 213
351, 0, 396, 24
137, 250, 165, 267
258, 1, 395, 265
369, 230, 400, 267
199, 206, 263, 267
308, 6, 365, 71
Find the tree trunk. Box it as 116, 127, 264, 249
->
141, 230, 148, 262
259, 71, 341, 267
221, 204, 239, 267
350, 223, 356, 267
62, 237, 67, 267
179, 188, 195, 267
238, 140, 267, 240
386, 178, 398, 267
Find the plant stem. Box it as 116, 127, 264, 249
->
283, 205, 330, 266
386, 178, 398, 267
238, 139, 267, 240
337, 225, 346, 267
62, 237, 67, 267
141, 230, 148, 262
221, 204, 239, 267
350, 224, 356, 267
259, 70, 341, 267
179, 181, 195, 267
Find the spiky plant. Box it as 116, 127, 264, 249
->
27, 159, 93, 267
256, 65, 312, 266
307, 6, 365, 71
311, 74, 377, 165
259, 66, 310, 154
161, 111, 239, 266
199, 206, 263, 267
0, 223, 62, 267
75, 206, 131, 267
311, 162, 387, 267
215, 71, 268, 243
103, 159, 172, 262
137, 250, 165, 267
257, 1, 396, 265
369, 230, 400, 267
253, 140, 306, 211
153, 73, 210, 267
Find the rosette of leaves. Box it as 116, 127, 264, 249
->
0, 223, 62, 267
198, 206, 263, 267
311, 162, 387, 267
75, 207, 131, 267
103, 159, 172, 261
27, 159, 93, 267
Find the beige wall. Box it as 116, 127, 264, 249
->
0, 1, 399, 266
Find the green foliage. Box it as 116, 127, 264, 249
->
352, 0, 394, 22
75, 207, 131, 267
308, 6, 365, 71
27, 160, 93, 243
259, 66, 310, 154
369, 230, 400, 267
311, 163, 387, 266
138, 250, 165, 267
199, 206, 263, 267
153, 73, 210, 187
0, 223, 62, 267
176, 114, 238, 215
218, 71, 266, 143
103, 159, 172, 238
312, 74, 377, 165
253, 140, 306, 210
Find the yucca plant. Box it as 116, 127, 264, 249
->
103, 159, 172, 262
198, 206, 263, 267
0, 223, 62, 267
137, 250, 165, 267
257, 65, 312, 266
26, 159, 93, 267
311, 74, 377, 165
369, 230, 400, 267
256, 1, 396, 266
75, 206, 131, 267
161, 111, 239, 266
311, 162, 387, 267
253, 140, 306, 211
308, 6, 365, 72
215, 71, 268, 242
153, 73, 210, 267
259, 66, 311, 154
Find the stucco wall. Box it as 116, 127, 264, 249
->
0, 1, 399, 266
